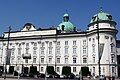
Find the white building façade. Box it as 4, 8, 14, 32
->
0, 11, 118, 77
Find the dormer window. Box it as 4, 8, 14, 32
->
107, 15, 112, 20
92, 16, 96, 22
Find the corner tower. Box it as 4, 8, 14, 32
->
87, 10, 118, 77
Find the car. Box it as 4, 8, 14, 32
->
54, 74, 60, 78
69, 73, 75, 79
20, 73, 27, 77
100, 75, 106, 80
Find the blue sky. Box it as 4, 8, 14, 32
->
0, 0, 120, 39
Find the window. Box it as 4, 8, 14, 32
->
65, 41, 68, 45
41, 67, 44, 72
18, 57, 20, 63
83, 40, 86, 45
57, 58, 60, 63
112, 67, 115, 73
49, 58, 52, 63
33, 50, 36, 54
41, 49, 44, 54
93, 67, 95, 76
41, 58, 44, 63
73, 67, 76, 72
65, 47, 68, 54
110, 43, 114, 53
83, 47, 86, 54
92, 44, 95, 53
49, 42, 52, 47
111, 54, 115, 63
73, 48, 76, 54
57, 48, 60, 54
57, 41, 60, 45
92, 38, 95, 43
57, 67, 60, 72
41, 42, 44, 47
65, 58, 68, 63
34, 43, 37, 46
83, 58, 87, 63
25, 59, 28, 63
18, 48, 21, 55
49, 48, 52, 54
73, 58, 76, 63
93, 57, 95, 63
33, 58, 36, 63
73, 41, 76, 45
26, 43, 29, 47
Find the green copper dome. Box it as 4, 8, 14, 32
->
90, 11, 113, 23
58, 13, 75, 32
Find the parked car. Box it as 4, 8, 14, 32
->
69, 73, 75, 79
20, 73, 27, 77
54, 74, 60, 78
100, 75, 106, 80
37, 73, 45, 78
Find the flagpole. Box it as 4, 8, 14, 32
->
4, 26, 11, 80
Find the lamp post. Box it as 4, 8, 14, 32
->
96, 15, 101, 79
4, 26, 11, 80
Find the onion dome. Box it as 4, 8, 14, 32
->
88, 11, 116, 27
58, 13, 76, 32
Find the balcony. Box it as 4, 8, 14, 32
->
22, 53, 31, 59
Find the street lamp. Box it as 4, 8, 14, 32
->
4, 26, 11, 80
96, 15, 101, 79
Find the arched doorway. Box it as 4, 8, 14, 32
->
0, 66, 4, 73
24, 67, 29, 74
80, 67, 90, 76
9, 66, 14, 74
30, 66, 37, 74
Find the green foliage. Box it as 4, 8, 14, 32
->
62, 66, 71, 76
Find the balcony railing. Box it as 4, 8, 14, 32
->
22, 53, 31, 59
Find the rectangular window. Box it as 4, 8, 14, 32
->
65, 47, 68, 54
57, 41, 60, 45
57, 67, 60, 72
83, 58, 87, 63
73, 48, 76, 54
93, 57, 95, 63
92, 44, 95, 53
73, 41, 76, 45
57, 58, 60, 63
49, 58, 52, 63
49, 48, 52, 54
111, 43, 114, 53
33, 58, 36, 63
41, 58, 44, 63
49, 42, 52, 47
65, 41, 68, 45
41, 42, 44, 47
83, 40, 86, 45
57, 48, 60, 54
83, 47, 86, 54
73, 58, 76, 63
111, 54, 115, 63
41, 67, 44, 72
65, 58, 68, 63
25, 59, 28, 63
73, 67, 76, 72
